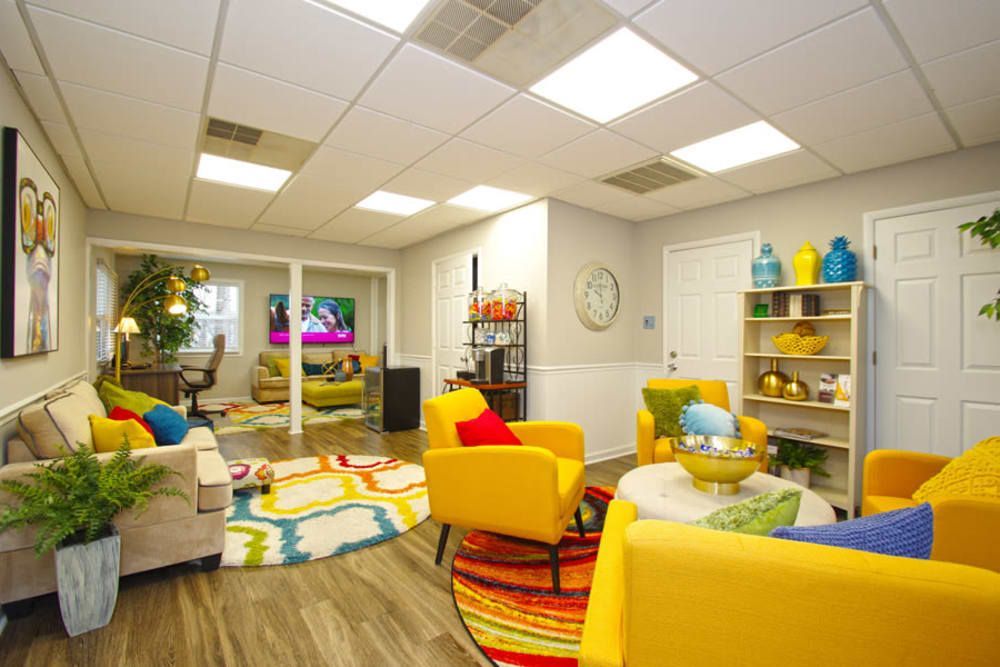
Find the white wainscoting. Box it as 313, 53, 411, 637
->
398, 354, 433, 428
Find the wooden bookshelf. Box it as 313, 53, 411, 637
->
739, 282, 867, 517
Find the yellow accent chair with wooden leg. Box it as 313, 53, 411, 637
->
422, 388, 586, 593
637, 378, 768, 470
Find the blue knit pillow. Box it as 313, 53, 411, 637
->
770, 503, 933, 559
679, 401, 740, 438
143, 404, 190, 446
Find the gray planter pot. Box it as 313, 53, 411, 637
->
780, 465, 812, 488
54, 526, 121, 637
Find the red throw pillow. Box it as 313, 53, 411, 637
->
109, 406, 155, 437
455, 409, 523, 447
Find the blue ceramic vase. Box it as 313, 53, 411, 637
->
822, 236, 857, 283
752, 243, 781, 288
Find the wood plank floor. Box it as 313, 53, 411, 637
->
0, 419, 634, 666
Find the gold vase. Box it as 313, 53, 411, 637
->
782, 371, 809, 401
793, 242, 820, 285
758, 359, 789, 397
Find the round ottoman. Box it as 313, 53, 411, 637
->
228, 457, 275, 495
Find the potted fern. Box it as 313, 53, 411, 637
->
0, 439, 187, 636
772, 439, 830, 488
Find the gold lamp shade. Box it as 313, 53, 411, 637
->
114, 316, 141, 336
163, 294, 188, 315
190, 264, 210, 283
165, 275, 187, 293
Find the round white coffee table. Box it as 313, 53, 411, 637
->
615, 463, 836, 526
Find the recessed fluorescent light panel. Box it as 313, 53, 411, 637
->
669, 121, 800, 173
355, 190, 435, 216
326, 0, 432, 33
448, 186, 532, 212
196, 154, 291, 192
530, 27, 698, 123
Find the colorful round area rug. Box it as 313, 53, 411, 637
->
222, 455, 429, 567
452, 487, 613, 666
216, 402, 364, 435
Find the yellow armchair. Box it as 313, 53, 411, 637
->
637, 378, 768, 471
863, 447, 1000, 572
422, 388, 586, 592
580, 500, 1000, 667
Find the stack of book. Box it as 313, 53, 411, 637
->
770, 292, 820, 317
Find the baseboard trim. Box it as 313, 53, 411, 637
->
200, 395, 253, 405
585, 443, 635, 466
0, 370, 89, 426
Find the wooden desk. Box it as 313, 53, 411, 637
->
111, 363, 182, 405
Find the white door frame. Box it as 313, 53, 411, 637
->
430, 247, 480, 395
861, 189, 1000, 452
661, 230, 760, 369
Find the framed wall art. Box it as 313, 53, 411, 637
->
2, 127, 60, 357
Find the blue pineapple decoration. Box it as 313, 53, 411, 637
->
822, 236, 857, 283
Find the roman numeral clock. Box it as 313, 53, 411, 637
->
573, 261, 621, 331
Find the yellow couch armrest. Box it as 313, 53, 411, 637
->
931, 495, 1000, 572
862, 449, 951, 506
636, 409, 655, 466
507, 421, 584, 462
579, 500, 637, 667
252, 365, 269, 388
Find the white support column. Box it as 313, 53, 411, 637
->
289, 262, 303, 435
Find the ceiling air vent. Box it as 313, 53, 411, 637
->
416, 0, 543, 62
206, 118, 262, 146
601, 157, 700, 195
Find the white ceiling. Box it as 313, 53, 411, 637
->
3, 0, 999, 250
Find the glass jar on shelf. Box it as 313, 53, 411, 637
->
467, 288, 487, 321
491, 283, 522, 321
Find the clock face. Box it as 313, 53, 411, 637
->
575, 263, 620, 330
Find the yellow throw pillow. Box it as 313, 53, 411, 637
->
89, 415, 156, 453
359, 354, 380, 371
912, 437, 1000, 502
275, 357, 292, 378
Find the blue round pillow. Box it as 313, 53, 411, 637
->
679, 401, 741, 438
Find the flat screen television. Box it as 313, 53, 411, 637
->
269, 294, 355, 344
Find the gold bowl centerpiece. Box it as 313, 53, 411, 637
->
671, 435, 763, 496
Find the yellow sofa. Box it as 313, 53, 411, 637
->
637, 378, 768, 470
422, 388, 586, 593
251, 350, 378, 403
580, 499, 1000, 667
862, 446, 1000, 572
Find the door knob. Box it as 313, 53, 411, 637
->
667, 362, 678, 372
669, 350, 678, 359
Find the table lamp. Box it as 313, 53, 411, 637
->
114, 316, 141, 368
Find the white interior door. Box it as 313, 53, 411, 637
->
664, 236, 754, 407
433, 252, 473, 394
874, 199, 1000, 456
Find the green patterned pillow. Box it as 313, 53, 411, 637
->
693, 489, 802, 536
266, 357, 281, 377
642, 386, 702, 437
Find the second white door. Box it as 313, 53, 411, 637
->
433, 252, 473, 395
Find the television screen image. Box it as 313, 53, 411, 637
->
270, 294, 354, 344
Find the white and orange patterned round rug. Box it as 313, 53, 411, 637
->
222, 454, 429, 567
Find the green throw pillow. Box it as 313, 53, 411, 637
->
98, 381, 169, 415
692, 489, 802, 536
642, 386, 702, 438
266, 357, 281, 378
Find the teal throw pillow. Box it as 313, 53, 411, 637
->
142, 404, 189, 446
692, 489, 802, 536
679, 402, 741, 438
642, 386, 702, 438
302, 362, 326, 376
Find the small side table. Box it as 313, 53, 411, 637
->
228, 458, 275, 495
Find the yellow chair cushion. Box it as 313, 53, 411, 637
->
89, 414, 156, 453
557, 458, 585, 516
274, 357, 292, 378
652, 436, 677, 463
913, 437, 1000, 503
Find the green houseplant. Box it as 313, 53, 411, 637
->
959, 208, 1000, 321
772, 439, 830, 489
0, 439, 188, 636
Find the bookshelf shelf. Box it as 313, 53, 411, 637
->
768, 430, 850, 450
745, 353, 851, 361
744, 394, 850, 411
744, 315, 851, 322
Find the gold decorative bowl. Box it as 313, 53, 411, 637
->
772, 333, 829, 355
670, 435, 764, 495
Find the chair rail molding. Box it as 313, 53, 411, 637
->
0, 370, 89, 426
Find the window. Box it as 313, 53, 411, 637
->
95, 260, 118, 364
181, 281, 242, 354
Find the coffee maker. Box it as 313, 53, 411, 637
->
473, 347, 505, 384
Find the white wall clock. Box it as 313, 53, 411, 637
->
574, 262, 621, 331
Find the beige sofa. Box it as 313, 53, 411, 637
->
251, 350, 378, 403
0, 380, 232, 609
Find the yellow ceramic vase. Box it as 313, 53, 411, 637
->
793, 242, 820, 285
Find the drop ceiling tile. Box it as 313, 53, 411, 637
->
540, 130, 657, 178
717, 150, 839, 194
414, 138, 523, 183
381, 168, 476, 201
551, 180, 632, 209
644, 178, 749, 209
40, 121, 80, 157
946, 94, 1000, 147
461, 95, 595, 159
0, 1, 44, 74
636, 0, 866, 75
257, 176, 371, 229
300, 145, 404, 192
13, 71, 68, 123
358, 204, 483, 248
884, 0, 1000, 63
324, 106, 448, 165
186, 179, 274, 228
28, 7, 209, 111
610, 82, 758, 153
813, 113, 955, 173
79, 129, 194, 172
209, 64, 347, 142
250, 224, 311, 238
61, 82, 200, 150
310, 208, 404, 244
922, 40, 1000, 108
61, 154, 104, 208
716, 8, 906, 115
593, 195, 681, 221
487, 162, 584, 197
773, 71, 933, 145
28, 0, 220, 55
601, 0, 655, 17
360, 44, 515, 133
220, 0, 396, 99
90, 153, 191, 219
